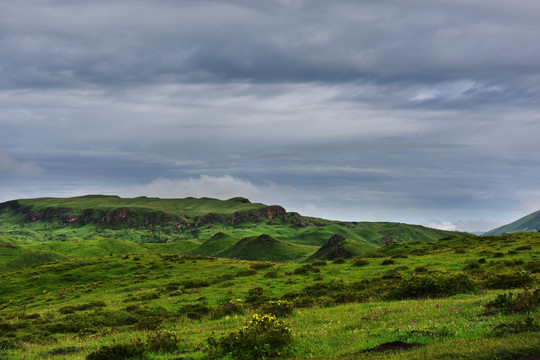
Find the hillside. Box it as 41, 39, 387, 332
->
216, 234, 316, 262
484, 209, 540, 235
0, 195, 470, 268
0, 232, 538, 360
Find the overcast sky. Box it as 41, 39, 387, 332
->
1, 0, 540, 233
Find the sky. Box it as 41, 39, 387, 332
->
1, 0, 540, 233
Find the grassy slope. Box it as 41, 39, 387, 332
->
216, 234, 317, 262
190, 232, 240, 256
484, 209, 540, 235
15, 195, 268, 217
0, 233, 538, 360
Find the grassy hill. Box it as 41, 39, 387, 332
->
216, 234, 317, 262
0, 195, 470, 269
0, 232, 538, 360
485, 209, 540, 235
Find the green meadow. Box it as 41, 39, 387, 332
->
1, 231, 539, 359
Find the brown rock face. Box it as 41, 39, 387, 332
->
254, 206, 286, 219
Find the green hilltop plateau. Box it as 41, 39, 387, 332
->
0, 195, 468, 268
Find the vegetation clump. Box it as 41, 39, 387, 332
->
258, 300, 294, 317
485, 289, 540, 314
86, 339, 146, 360
207, 313, 292, 360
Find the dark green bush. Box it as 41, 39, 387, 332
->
310, 259, 327, 266
146, 329, 179, 352
86, 339, 146, 360
332, 257, 346, 263
525, 260, 540, 274
381, 259, 395, 266
293, 264, 319, 275
59, 300, 107, 314
388, 271, 475, 299
258, 300, 294, 317
250, 261, 274, 270
485, 289, 540, 313
491, 317, 539, 336
483, 270, 534, 289
178, 303, 211, 320
181, 279, 210, 289
264, 270, 278, 278
212, 299, 244, 319
207, 314, 292, 360
236, 269, 257, 277
493, 252, 505, 258
351, 257, 369, 267
414, 266, 428, 273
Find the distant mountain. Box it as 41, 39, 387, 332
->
484, 210, 540, 235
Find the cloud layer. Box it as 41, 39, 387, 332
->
1, 0, 540, 232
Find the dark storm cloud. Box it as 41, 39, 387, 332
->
1, 0, 540, 232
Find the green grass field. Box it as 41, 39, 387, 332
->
0, 232, 538, 360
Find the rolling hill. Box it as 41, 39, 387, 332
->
484, 209, 540, 235
0, 195, 470, 267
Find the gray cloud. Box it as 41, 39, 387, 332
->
1, 0, 539, 232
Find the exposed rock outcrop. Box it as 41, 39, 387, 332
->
308, 234, 353, 260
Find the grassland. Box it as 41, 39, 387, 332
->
0, 232, 538, 359
0, 196, 469, 270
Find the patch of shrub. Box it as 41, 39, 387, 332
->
48, 346, 80, 356
454, 247, 466, 254
515, 245, 532, 251
169, 290, 183, 297
381, 259, 395, 266
332, 257, 346, 263
410, 248, 426, 255
493, 252, 505, 258
525, 260, 540, 273
86, 339, 146, 360
388, 271, 475, 299
258, 300, 294, 317
0, 337, 17, 350
236, 268, 257, 277
181, 279, 210, 289
250, 262, 274, 270
491, 317, 539, 336
293, 264, 319, 275
352, 258, 369, 267
217, 273, 234, 281
58, 301, 107, 314
478, 258, 486, 264
391, 254, 408, 259
212, 299, 244, 319
485, 289, 540, 313
483, 270, 534, 289
381, 269, 402, 280
264, 270, 278, 278
207, 314, 292, 360
245, 287, 269, 305
146, 329, 179, 352
463, 262, 481, 271
178, 303, 211, 320
414, 266, 428, 273
310, 259, 327, 266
